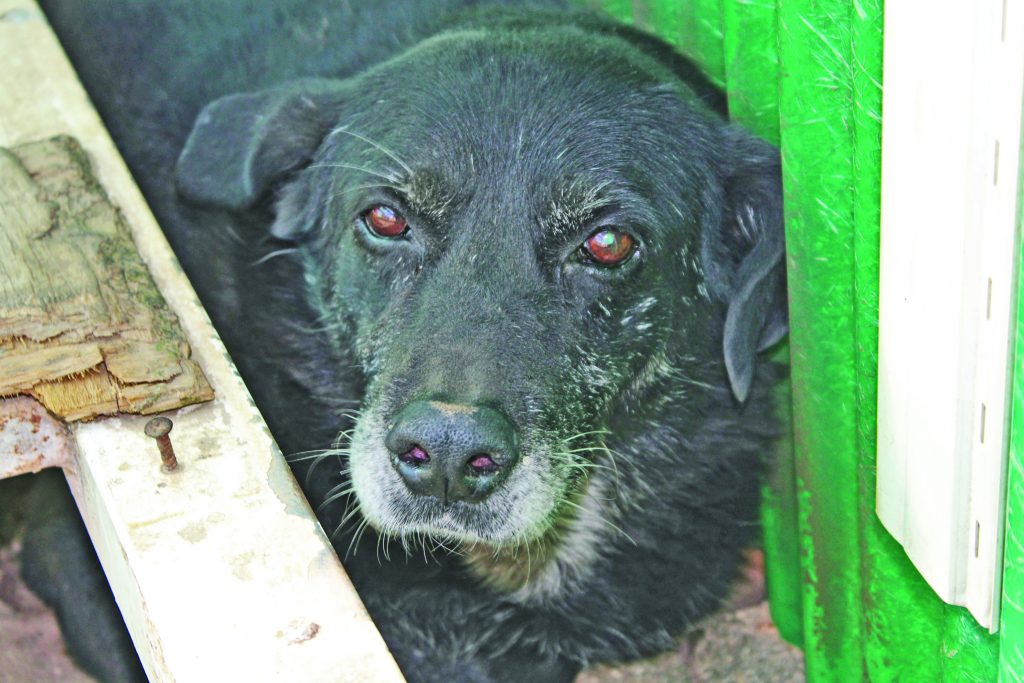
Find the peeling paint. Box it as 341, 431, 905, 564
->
265, 432, 320, 520
0, 396, 75, 478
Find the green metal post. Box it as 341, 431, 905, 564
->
776, 1, 867, 675
718, 0, 806, 648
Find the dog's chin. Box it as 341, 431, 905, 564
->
352, 466, 562, 547
369, 499, 553, 547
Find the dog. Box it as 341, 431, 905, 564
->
31, 2, 787, 681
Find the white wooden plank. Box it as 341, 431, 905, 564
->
0, 2, 404, 679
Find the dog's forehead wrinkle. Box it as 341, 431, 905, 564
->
363, 125, 707, 255
392, 78, 689, 177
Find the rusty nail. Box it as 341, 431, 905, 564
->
144, 417, 178, 472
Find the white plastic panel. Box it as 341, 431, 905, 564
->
877, 0, 1024, 631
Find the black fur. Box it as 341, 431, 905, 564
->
31, 2, 786, 681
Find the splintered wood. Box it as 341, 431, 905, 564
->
0, 135, 213, 421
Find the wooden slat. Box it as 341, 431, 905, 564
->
0, 2, 404, 681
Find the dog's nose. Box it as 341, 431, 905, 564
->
385, 400, 519, 503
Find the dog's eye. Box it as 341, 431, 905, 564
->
362, 205, 408, 238
581, 229, 636, 266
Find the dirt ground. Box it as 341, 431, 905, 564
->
577, 601, 805, 683
0, 475, 804, 682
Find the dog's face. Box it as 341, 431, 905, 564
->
177, 26, 784, 552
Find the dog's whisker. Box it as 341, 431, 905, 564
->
561, 429, 612, 444
321, 476, 353, 499
302, 451, 340, 489
331, 499, 363, 539
375, 525, 390, 564
326, 181, 406, 206
308, 161, 401, 184
249, 248, 299, 267
287, 452, 333, 463
329, 126, 414, 175
286, 443, 352, 457
344, 517, 372, 560
559, 446, 617, 458
317, 485, 356, 512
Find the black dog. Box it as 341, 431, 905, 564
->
33, 2, 786, 681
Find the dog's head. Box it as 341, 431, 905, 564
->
176, 21, 785, 557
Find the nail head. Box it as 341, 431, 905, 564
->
144, 416, 173, 439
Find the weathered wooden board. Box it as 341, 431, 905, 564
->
0, 136, 213, 421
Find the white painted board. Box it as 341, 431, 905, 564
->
0, 2, 405, 679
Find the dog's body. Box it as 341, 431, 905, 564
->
33, 3, 786, 681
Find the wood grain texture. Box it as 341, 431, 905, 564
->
0, 135, 213, 421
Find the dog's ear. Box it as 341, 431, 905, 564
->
175, 78, 348, 213
704, 130, 787, 403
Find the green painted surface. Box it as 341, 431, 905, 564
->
761, 350, 804, 647
998, 107, 1024, 683
776, 0, 866, 676
670, 0, 725, 87
761, 373, 804, 646
846, 2, 918, 679
583, 0, 632, 24
720, 0, 779, 144
715, 0, 802, 647
587, 0, 725, 87
943, 606, 1000, 681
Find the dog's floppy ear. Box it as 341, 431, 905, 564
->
176, 78, 348, 213
704, 130, 787, 403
